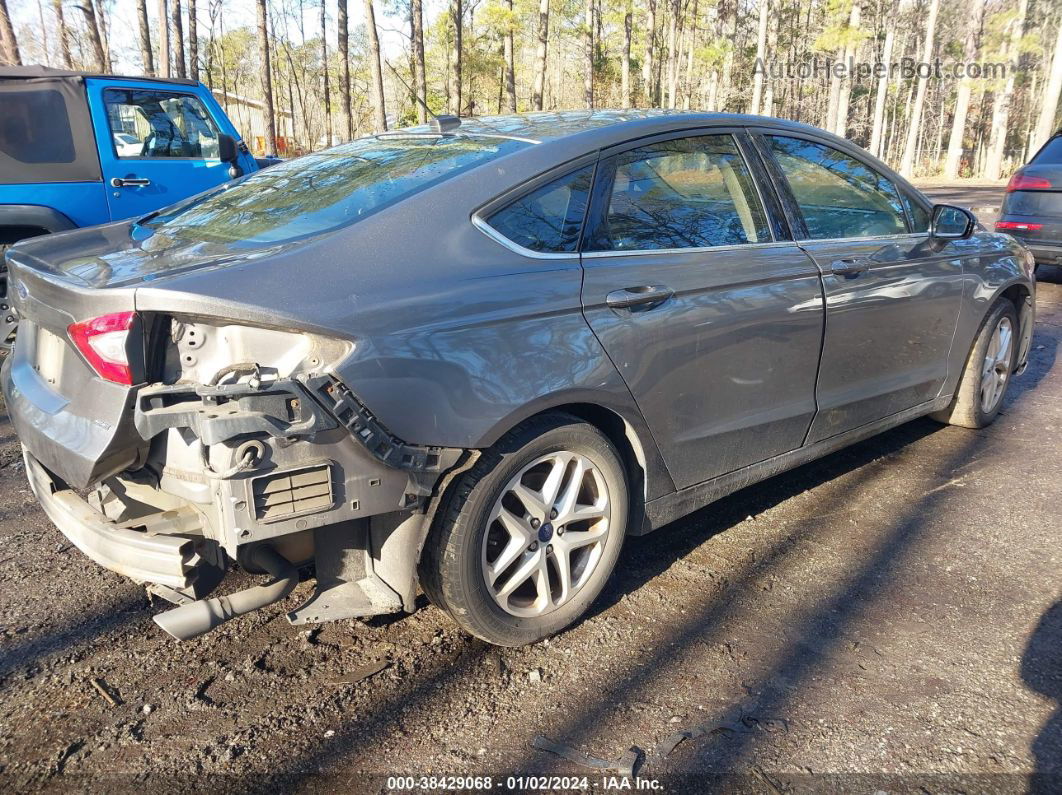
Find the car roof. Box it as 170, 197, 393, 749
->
394, 109, 832, 146
0, 64, 200, 88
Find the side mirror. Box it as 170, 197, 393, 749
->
930, 204, 976, 240
217, 133, 243, 179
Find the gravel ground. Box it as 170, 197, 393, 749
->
1, 188, 1059, 792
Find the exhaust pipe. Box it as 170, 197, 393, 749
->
153, 545, 298, 641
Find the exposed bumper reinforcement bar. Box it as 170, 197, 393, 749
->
24, 448, 205, 590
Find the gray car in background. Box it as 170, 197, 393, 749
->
1, 111, 1036, 647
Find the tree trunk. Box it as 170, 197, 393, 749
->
502, 0, 516, 112
157, 0, 170, 77
643, 0, 656, 105
0, 0, 21, 65
983, 0, 1029, 179
530, 0, 549, 110
412, 0, 427, 120
683, 0, 698, 110
898, 0, 939, 176
834, 0, 860, 136
665, 0, 679, 108
750, 0, 769, 114
869, 21, 895, 157
53, 0, 72, 67
943, 0, 986, 178
338, 0, 352, 139
762, 2, 776, 114
187, 0, 198, 80
448, 0, 462, 115
256, 0, 276, 154
93, 0, 112, 70
583, 0, 594, 108
621, 1, 632, 107
320, 0, 331, 145
74, 1, 107, 71
136, 0, 154, 75
1032, 20, 1062, 153
171, 0, 186, 78
364, 0, 386, 132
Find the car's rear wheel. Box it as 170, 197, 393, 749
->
421, 413, 628, 646
931, 298, 1019, 428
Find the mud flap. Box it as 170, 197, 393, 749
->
287, 520, 403, 625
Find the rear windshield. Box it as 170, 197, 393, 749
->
141, 135, 530, 246
1032, 135, 1062, 165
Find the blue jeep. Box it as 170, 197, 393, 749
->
0, 66, 263, 343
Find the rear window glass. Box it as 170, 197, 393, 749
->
486, 166, 594, 253
142, 135, 530, 246
0, 89, 75, 164
1032, 136, 1062, 165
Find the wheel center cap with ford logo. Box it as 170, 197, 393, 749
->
538, 522, 554, 542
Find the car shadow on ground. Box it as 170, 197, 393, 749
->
1022, 600, 1062, 792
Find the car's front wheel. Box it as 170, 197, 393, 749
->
421, 414, 628, 646
931, 298, 1019, 428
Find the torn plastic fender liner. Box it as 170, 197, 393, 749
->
134, 378, 338, 446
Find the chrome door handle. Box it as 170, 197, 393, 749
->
605, 285, 674, 310
830, 257, 872, 276
110, 177, 151, 188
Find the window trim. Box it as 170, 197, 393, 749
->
471, 152, 599, 259
102, 86, 224, 162
581, 127, 779, 256
752, 128, 918, 242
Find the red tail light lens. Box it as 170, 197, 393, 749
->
1006, 174, 1052, 191
995, 221, 1044, 231
67, 311, 136, 385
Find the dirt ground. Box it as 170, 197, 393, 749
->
1, 185, 1060, 792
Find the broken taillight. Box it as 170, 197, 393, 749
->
67, 311, 137, 385
1006, 174, 1053, 192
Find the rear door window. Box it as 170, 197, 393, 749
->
586, 134, 771, 251
484, 166, 594, 253
104, 88, 222, 159
767, 135, 908, 239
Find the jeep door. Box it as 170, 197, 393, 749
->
86, 80, 236, 221
754, 131, 965, 442
579, 129, 825, 489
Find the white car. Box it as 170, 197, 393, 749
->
112, 132, 143, 157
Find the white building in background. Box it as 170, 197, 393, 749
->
210, 88, 295, 156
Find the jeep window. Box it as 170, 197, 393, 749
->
104, 88, 222, 159
485, 165, 594, 253
141, 135, 530, 247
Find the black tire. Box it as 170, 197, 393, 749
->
931, 298, 1019, 429
421, 413, 628, 646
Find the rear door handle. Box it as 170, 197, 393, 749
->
605, 285, 674, 310
110, 177, 151, 188
830, 256, 872, 277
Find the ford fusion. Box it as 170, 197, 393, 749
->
1, 111, 1036, 647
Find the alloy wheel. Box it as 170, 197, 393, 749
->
979, 315, 1013, 414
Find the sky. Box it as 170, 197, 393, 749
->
7, 0, 427, 76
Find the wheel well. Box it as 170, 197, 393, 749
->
0, 225, 49, 246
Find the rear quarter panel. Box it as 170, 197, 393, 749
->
0, 183, 108, 229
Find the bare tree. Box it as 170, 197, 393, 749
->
750, 0, 769, 114
1032, 20, 1062, 153
364, 0, 387, 132
53, 0, 72, 67
73, 0, 107, 70
530, 0, 549, 110
833, 0, 861, 135
621, 0, 632, 107
643, 0, 656, 105
898, 0, 939, 176
257, 0, 276, 154
943, 0, 986, 178
503, 0, 517, 112
136, 0, 154, 75
157, 0, 170, 77
188, 0, 198, 80
984, 0, 1029, 179
665, 0, 679, 108
448, 0, 462, 115
869, 3, 897, 158
337, 0, 352, 139
412, 0, 427, 121
171, 0, 186, 77
320, 0, 331, 145
0, 0, 21, 65
92, 0, 112, 70
583, 0, 594, 108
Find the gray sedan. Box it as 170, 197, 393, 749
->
1, 111, 1036, 647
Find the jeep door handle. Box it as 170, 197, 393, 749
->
110, 177, 151, 188
605, 285, 674, 310
830, 257, 872, 276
